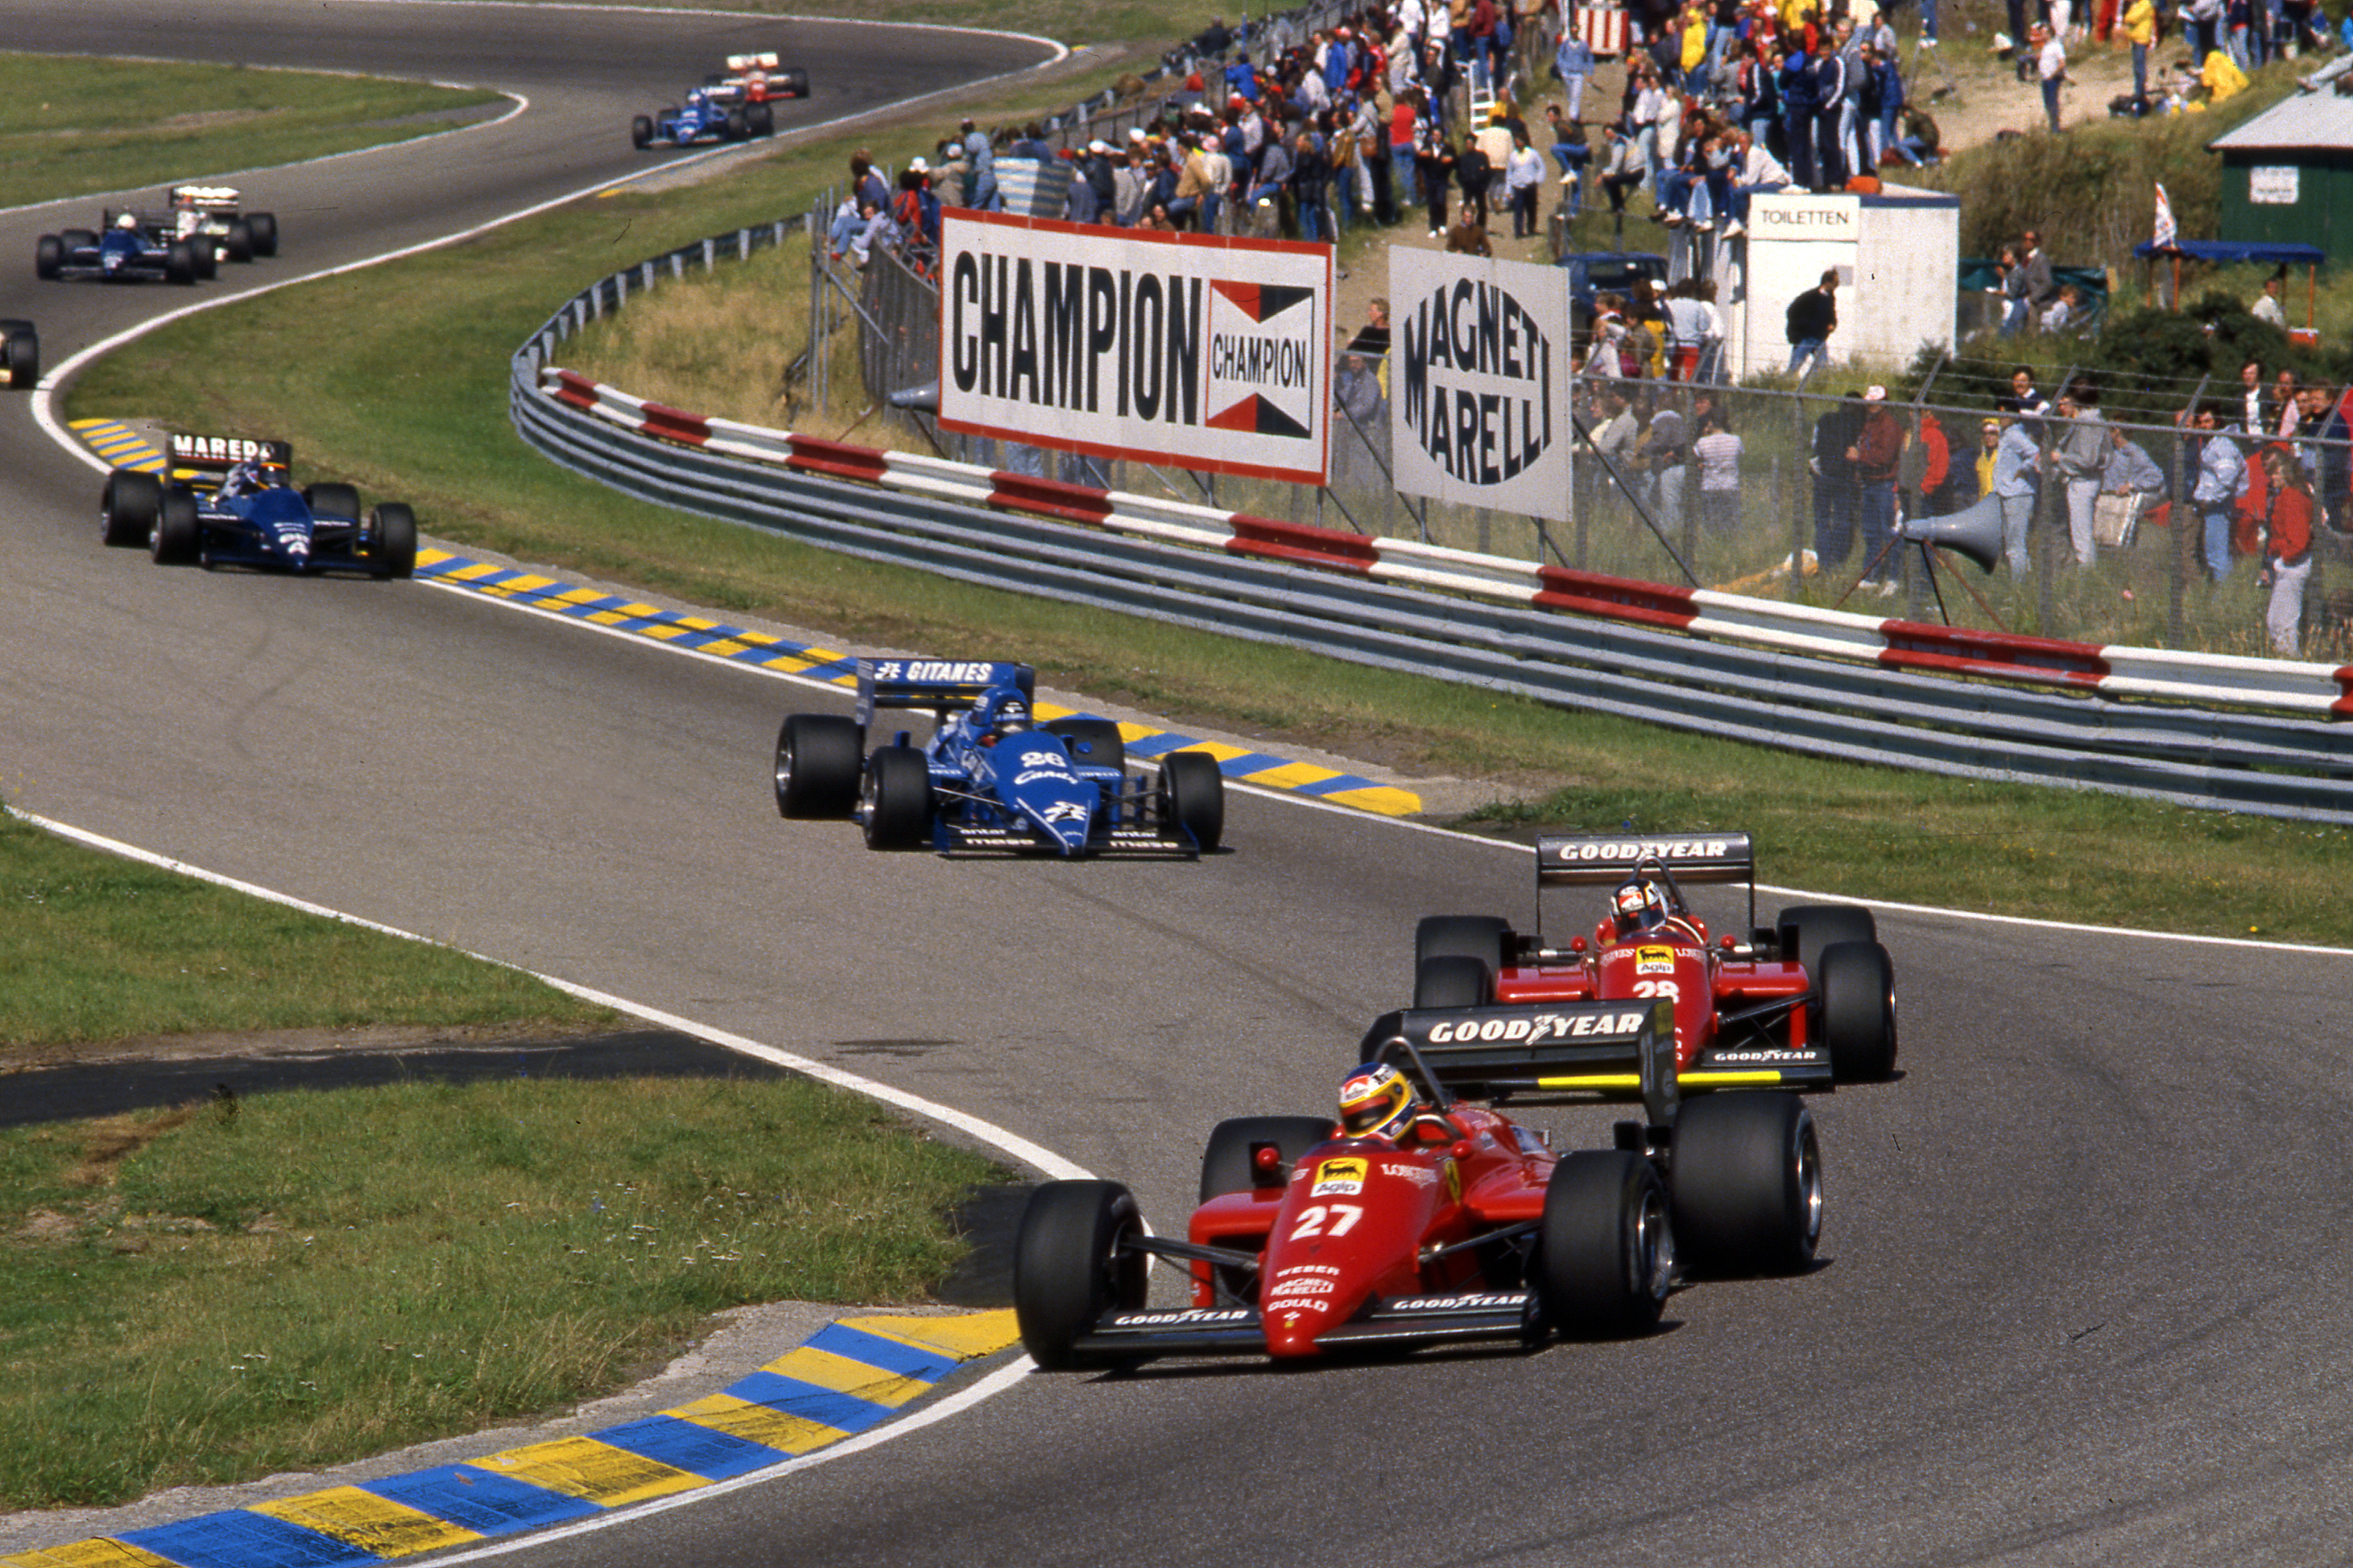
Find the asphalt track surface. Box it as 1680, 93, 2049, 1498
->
6, 6, 2353, 1563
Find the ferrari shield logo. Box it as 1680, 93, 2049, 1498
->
1443, 1158, 1462, 1204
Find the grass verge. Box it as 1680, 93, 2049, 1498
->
0, 1074, 1004, 1509
0, 811, 610, 1055
0, 54, 504, 210
54, 54, 2353, 950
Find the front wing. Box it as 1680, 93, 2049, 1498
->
1070, 1290, 1537, 1361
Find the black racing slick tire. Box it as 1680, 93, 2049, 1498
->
723, 107, 749, 141
195, 240, 218, 280
367, 504, 417, 579
1540, 1150, 1673, 1339
1415, 913, 1512, 978
861, 746, 932, 850
1012, 1181, 1149, 1372
3, 325, 37, 388
150, 490, 199, 565
1042, 717, 1125, 773
630, 114, 654, 149
749, 101, 775, 136
1776, 903, 1876, 974
1157, 750, 1223, 851
165, 240, 197, 286
1669, 1092, 1822, 1278
221, 220, 253, 264
1818, 940, 1898, 1082
61, 229, 98, 253
773, 714, 863, 818
35, 235, 62, 279
102, 469, 159, 547
246, 212, 278, 258
1414, 954, 1493, 1009
1198, 1115, 1334, 1203
304, 483, 361, 523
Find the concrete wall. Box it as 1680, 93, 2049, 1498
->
1726, 184, 1960, 380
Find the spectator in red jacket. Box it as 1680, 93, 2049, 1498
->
1846, 385, 1905, 591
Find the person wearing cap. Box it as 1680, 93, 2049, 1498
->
1847, 385, 1905, 592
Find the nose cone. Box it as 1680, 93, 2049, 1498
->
1262, 1295, 1340, 1357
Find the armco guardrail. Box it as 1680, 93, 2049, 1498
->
510, 255, 2353, 824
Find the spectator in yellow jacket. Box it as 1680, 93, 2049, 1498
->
2122, 0, 2154, 100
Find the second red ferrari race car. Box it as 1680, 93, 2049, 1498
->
1012, 1001, 1823, 1369
1410, 831, 1898, 1088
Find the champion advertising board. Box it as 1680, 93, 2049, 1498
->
938, 210, 1332, 484
1387, 248, 1571, 523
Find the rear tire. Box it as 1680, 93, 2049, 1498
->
631, 114, 654, 149
1776, 904, 1876, 974
1413, 953, 1493, 1009
3, 326, 39, 388
221, 220, 252, 264
1157, 750, 1223, 851
1818, 940, 1897, 1081
102, 469, 159, 547
35, 235, 62, 279
1541, 1150, 1672, 1338
1042, 717, 1125, 773
1670, 1092, 1822, 1278
773, 714, 864, 818
150, 490, 199, 565
723, 107, 749, 140
245, 212, 278, 257
1198, 1114, 1333, 1203
1012, 1181, 1149, 1371
165, 240, 197, 286
749, 101, 775, 135
1414, 914, 1512, 995
861, 746, 932, 849
303, 483, 361, 523
367, 503, 417, 579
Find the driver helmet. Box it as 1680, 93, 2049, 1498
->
114, 213, 140, 230
1337, 1062, 1416, 1142
976, 689, 1032, 739
1612, 877, 1669, 936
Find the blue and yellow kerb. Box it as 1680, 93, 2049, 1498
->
1, 1312, 1020, 1568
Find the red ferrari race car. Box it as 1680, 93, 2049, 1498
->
1012, 1002, 1823, 1370
1411, 831, 1897, 1088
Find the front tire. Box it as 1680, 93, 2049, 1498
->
1670, 1092, 1822, 1278
245, 212, 278, 257
165, 240, 197, 286
150, 490, 199, 565
1540, 1150, 1673, 1338
1157, 750, 1223, 851
367, 503, 417, 579
1414, 953, 1493, 1009
1818, 940, 1897, 1081
102, 469, 159, 547
749, 101, 775, 135
631, 114, 654, 149
1198, 1114, 1333, 1203
35, 235, 62, 279
221, 220, 253, 264
1012, 1181, 1149, 1371
1776, 903, 1875, 974
723, 107, 749, 141
773, 714, 863, 818
861, 746, 932, 849
3, 325, 37, 387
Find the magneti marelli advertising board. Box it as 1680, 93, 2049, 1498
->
937, 211, 1332, 484
1387, 248, 1571, 523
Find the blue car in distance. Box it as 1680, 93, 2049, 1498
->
100, 433, 419, 578
36, 213, 206, 286
774, 660, 1225, 856
630, 80, 777, 149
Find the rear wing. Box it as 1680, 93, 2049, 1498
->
165, 433, 292, 487
1360, 999, 1681, 1126
1535, 831, 1756, 944
168, 185, 243, 209
855, 658, 1032, 726
725, 51, 781, 69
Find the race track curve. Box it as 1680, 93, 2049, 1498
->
5, 7, 2352, 1563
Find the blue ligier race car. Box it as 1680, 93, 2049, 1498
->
629, 76, 778, 149
99, 433, 419, 578
773, 661, 1225, 856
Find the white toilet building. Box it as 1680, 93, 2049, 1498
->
1719, 183, 1961, 381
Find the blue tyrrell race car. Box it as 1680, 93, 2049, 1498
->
630, 78, 777, 149
100, 433, 419, 578
773, 661, 1225, 856
36, 212, 208, 286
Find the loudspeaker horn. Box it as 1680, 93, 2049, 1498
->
1898, 495, 2004, 574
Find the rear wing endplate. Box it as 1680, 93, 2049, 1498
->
855, 658, 1032, 726
1361, 998, 1679, 1126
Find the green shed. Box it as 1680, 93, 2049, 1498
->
2210, 91, 2353, 260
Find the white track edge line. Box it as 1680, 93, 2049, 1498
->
3, 804, 1091, 1181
